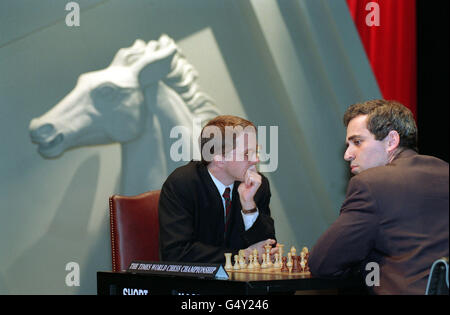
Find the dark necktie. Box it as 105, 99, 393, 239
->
223, 187, 232, 235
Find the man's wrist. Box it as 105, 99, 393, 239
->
242, 207, 258, 214
241, 200, 256, 210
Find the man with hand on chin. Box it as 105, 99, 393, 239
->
159, 115, 276, 263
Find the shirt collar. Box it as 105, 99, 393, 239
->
207, 170, 234, 199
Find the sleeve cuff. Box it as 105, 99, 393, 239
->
241, 208, 259, 231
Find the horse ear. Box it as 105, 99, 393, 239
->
134, 38, 178, 88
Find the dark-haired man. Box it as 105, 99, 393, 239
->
309, 100, 449, 294
159, 115, 277, 264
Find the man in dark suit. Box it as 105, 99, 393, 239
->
159, 115, 277, 263
309, 100, 449, 294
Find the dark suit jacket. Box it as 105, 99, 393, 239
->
309, 150, 449, 294
158, 161, 276, 263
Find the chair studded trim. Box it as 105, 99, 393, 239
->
109, 196, 119, 272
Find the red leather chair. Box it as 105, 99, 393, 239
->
109, 190, 161, 272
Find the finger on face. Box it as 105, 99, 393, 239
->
245, 174, 251, 186
248, 165, 257, 173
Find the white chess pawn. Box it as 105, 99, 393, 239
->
273, 253, 281, 269
260, 254, 268, 269
238, 250, 247, 269
247, 254, 254, 269
239, 256, 247, 269
233, 255, 241, 270
253, 254, 260, 269
253, 249, 259, 263
300, 252, 306, 271
287, 252, 293, 269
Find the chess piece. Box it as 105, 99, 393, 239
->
224, 253, 233, 271
239, 256, 247, 269
238, 250, 247, 269
287, 252, 293, 269
253, 249, 259, 263
290, 246, 297, 258
277, 243, 284, 260
302, 247, 310, 270
281, 256, 289, 272
300, 252, 306, 272
264, 244, 272, 256
266, 251, 273, 268
263, 243, 273, 267
273, 253, 281, 269
233, 254, 240, 270
292, 255, 300, 272
247, 254, 254, 269
287, 252, 294, 273
253, 253, 260, 269
260, 253, 268, 269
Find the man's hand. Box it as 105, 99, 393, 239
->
238, 166, 261, 210
243, 239, 277, 262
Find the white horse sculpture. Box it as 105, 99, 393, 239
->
29, 34, 221, 195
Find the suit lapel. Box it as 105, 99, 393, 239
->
197, 162, 227, 231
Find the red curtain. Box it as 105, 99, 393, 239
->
346, 0, 417, 119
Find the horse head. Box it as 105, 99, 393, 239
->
29, 35, 178, 158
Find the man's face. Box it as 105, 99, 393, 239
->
344, 115, 389, 175
223, 130, 259, 181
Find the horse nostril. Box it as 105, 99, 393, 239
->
30, 123, 55, 139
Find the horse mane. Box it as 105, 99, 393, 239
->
109, 35, 217, 115
162, 51, 217, 113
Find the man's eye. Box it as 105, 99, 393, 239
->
354, 140, 362, 146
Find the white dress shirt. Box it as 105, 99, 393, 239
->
208, 170, 259, 231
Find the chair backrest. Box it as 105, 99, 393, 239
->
109, 190, 161, 272
425, 257, 449, 295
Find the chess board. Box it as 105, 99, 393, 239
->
224, 244, 311, 278
228, 268, 310, 276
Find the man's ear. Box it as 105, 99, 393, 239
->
386, 130, 400, 153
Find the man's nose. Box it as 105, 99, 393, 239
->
250, 157, 259, 165
344, 147, 354, 162
249, 153, 259, 165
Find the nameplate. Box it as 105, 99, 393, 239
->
127, 261, 229, 280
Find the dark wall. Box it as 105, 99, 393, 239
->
417, 1, 449, 162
